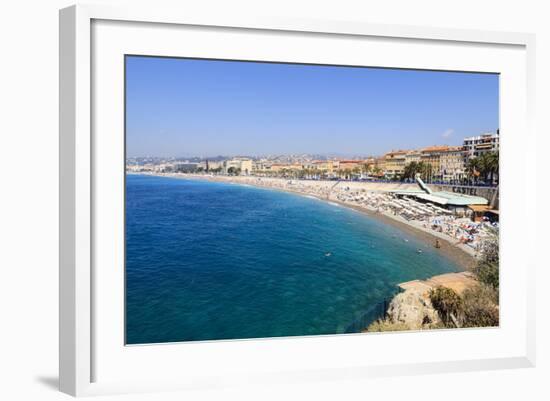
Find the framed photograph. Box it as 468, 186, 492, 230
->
59, 4, 536, 396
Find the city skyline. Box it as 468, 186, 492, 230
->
126, 130, 498, 162
126, 56, 499, 158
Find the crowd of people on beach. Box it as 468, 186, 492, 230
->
331, 186, 498, 254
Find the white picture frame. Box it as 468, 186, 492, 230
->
59, 4, 536, 397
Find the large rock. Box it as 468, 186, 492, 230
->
386, 288, 442, 330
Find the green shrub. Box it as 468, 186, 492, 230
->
472, 233, 499, 291
461, 285, 499, 328
429, 286, 462, 327
480, 232, 499, 262
366, 319, 409, 332
474, 261, 499, 292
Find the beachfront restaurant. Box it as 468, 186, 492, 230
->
392, 189, 490, 216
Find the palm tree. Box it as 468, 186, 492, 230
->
403, 161, 431, 182
422, 162, 431, 181
361, 163, 371, 178
403, 161, 418, 181
487, 151, 499, 184
473, 152, 499, 184
466, 158, 480, 184
342, 168, 352, 180
479, 153, 492, 183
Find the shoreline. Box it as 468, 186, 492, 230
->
132, 172, 477, 271
327, 199, 475, 271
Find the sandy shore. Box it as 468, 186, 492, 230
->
399, 271, 477, 294
136, 172, 477, 270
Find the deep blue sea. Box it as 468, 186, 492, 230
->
125, 174, 460, 344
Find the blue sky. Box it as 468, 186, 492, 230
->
126, 56, 499, 158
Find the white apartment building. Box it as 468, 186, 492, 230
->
252, 160, 272, 172
198, 160, 223, 171
463, 131, 499, 158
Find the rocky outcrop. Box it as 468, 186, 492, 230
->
385, 287, 442, 330
368, 272, 478, 331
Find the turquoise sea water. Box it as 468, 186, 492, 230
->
125, 174, 460, 344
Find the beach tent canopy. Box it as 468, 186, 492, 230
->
468, 205, 493, 212
392, 190, 488, 206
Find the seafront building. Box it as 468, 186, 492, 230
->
252, 160, 272, 173
382, 150, 407, 177
240, 159, 253, 175
463, 131, 499, 159
380, 145, 467, 182
173, 162, 199, 173
338, 160, 363, 171
223, 158, 253, 175
268, 163, 287, 173
372, 157, 386, 177
420, 146, 450, 181
198, 160, 223, 171
439, 146, 466, 182
126, 130, 499, 183
404, 150, 422, 165
312, 160, 339, 175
